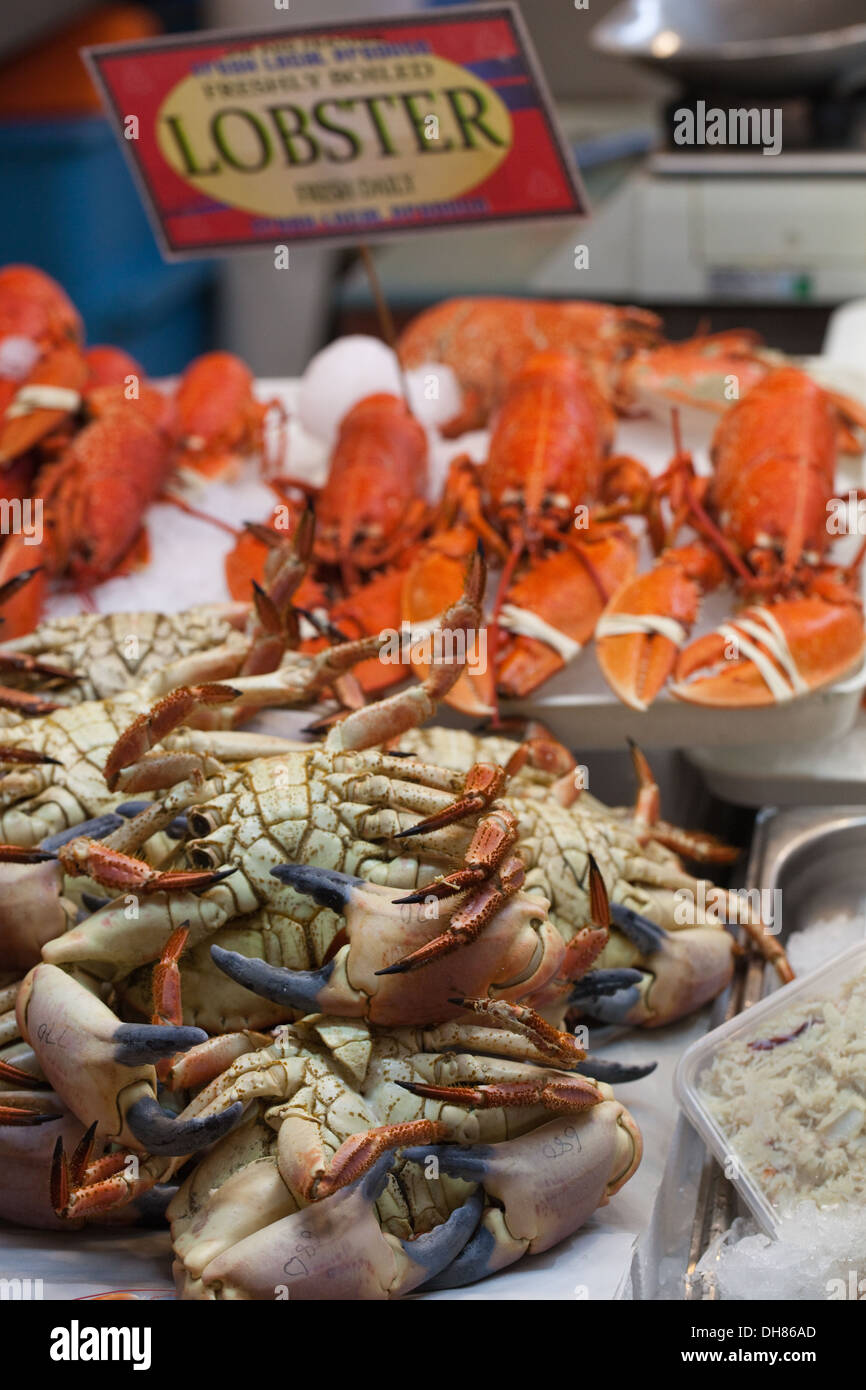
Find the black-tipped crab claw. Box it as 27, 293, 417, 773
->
15, 964, 243, 1156
210, 859, 568, 1029
573, 903, 735, 1028
192, 1150, 487, 1300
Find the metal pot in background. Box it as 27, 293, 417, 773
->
592, 0, 866, 96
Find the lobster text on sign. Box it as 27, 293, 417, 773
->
157, 40, 511, 222
0, 497, 42, 545
673, 102, 782, 156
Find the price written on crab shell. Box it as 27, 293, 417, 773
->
83, 3, 585, 256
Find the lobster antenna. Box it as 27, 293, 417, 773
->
358, 243, 412, 410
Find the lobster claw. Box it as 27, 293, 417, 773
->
0, 344, 86, 465
496, 530, 637, 699
596, 543, 724, 709
672, 596, 866, 707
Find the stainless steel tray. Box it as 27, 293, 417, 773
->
680, 806, 866, 1299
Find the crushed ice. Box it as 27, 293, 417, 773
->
696, 1204, 866, 1301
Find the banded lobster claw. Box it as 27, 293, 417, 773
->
596, 541, 724, 710
15, 964, 243, 1155
671, 591, 866, 707
495, 526, 638, 699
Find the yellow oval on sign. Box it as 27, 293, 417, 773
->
156, 39, 513, 221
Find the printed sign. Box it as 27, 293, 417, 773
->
84, 3, 585, 256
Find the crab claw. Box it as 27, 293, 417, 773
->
575, 921, 735, 1028
270, 862, 363, 911
16, 964, 242, 1154
405, 1100, 642, 1289
672, 597, 866, 707
56, 838, 236, 896
0, 1106, 88, 1230
596, 543, 724, 709
211, 944, 336, 1017
38, 813, 126, 853
0, 856, 70, 970
577, 1056, 657, 1084
249, 864, 565, 1028
193, 1124, 474, 1300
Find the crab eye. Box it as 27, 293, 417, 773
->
191, 845, 221, 870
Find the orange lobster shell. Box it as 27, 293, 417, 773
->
597, 367, 866, 709
313, 392, 429, 582
174, 351, 277, 479
397, 296, 661, 436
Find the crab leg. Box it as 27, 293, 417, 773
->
103, 683, 240, 790
54, 836, 236, 896
322, 547, 485, 753
400, 1072, 604, 1113
396, 806, 520, 900
299, 1119, 447, 1201
378, 854, 526, 975
627, 739, 738, 863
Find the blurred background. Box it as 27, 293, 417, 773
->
1, 0, 865, 372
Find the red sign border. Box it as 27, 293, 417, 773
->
83, 2, 588, 260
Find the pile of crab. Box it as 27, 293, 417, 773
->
0, 547, 791, 1299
